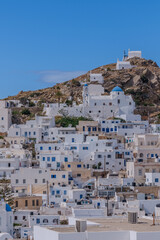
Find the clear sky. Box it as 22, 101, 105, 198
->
0, 0, 160, 98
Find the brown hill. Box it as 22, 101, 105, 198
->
5, 57, 160, 123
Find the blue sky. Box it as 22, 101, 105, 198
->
0, 0, 160, 98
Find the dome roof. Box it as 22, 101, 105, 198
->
6, 203, 12, 212
84, 83, 88, 86
111, 86, 123, 92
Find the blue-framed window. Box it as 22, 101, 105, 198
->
102, 128, 105, 132
64, 157, 68, 162
40, 146, 43, 150
77, 164, 81, 168
47, 157, 50, 161
25, 132, 27, 137
72, 138, 75, 142
16, 132, 18, 136
110, 128, 113, 132
63, 199, 66, 202
62, 175, 66, 178
155, 178, 159, 182
43, 157, 45, 161
83, 147, 88, 150
57, 162, 60, 167
102, 121, 105, 123
33, 131, 36, 135
80, 194, 83, 199
49, 146, 51, 150
52, 190, 55, 195
70, 146, 77, 150
151, 154, 154, 158
51, 175, 56, 178
36, 219, 40, 224
88, 127, 91, 132
106, 128, 109, 132
52, 157, 56, 162
68, 164, 71, 168
56, 190, 60, 194
64, 190, 67, 195
83, 126, 85, 131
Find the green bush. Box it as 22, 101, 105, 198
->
29, 101, 35, 107
55, 116, 92, 127
21, 109, 31, 116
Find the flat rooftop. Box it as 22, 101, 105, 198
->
48, 217, 160, 233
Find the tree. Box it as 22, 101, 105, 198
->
55, 90, 63, 107
0, 178, 14, 208
98, 162, 102, 169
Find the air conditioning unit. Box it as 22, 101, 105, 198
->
128, 212, 138, 224
75, 220, 87, 232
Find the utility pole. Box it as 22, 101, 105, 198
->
106, 192, 109, 216
47, 181, 49, 207
104, 155, 106, 172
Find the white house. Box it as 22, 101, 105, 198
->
0, 201, 13, 237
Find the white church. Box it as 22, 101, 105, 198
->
44, 83, 141, 122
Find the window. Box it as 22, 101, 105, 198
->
42, 179, 45, 183
51, 175, 56, 178
83, 126, 85, 131
77, 164, 81, 168
47, 157, 50, 162
68, 164, 71, 168
25, 200, 28, 207
16, 201, 18, 207
103, 103, 105, 106
43, 157, 45, 161
36, 200, 39, 206
102, 121, 105, 123
88, 127, 91, 132
52, 190, 55, 195
16, 179, 19, 184
83, 147, 88, 150
36, 218, 40, 224
14, 216, 18, 220
57, 162, 60, 168
64, 190, 67, 195
155, 178, 159, 183
94, 103, 97, 106
40, 146, 43, 150
138, 169, 142, 176
23, 179, 26, 184
1, 117, 4, 120
98, 155, 102, 158
49, 146, 51, 150
109, 102, 112, 106
16, 132, 18, 136
43, 219, 48, 223
64, 157, 68, 162
77, 173, 81, 177
72, 138, 75, 142
35, 179, 38, 183
107, 155, 111, 158
62, 175, 66, 178
32, 200, 35, 206
117, 99, 120, 104
52, 157, 56, 161
151, 154, 154, 158
33, 131, 36, 135
102, 128, 105, 132
129, 102, 131, 105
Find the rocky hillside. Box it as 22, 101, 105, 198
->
5, 57, 160, 123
